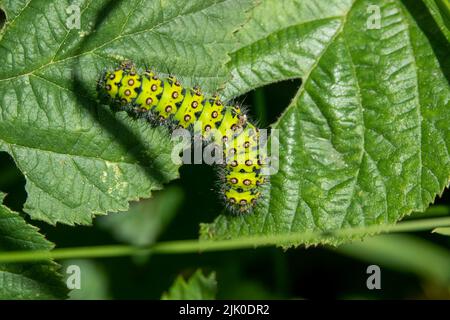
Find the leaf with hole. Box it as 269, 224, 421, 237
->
201, 0, 450, 246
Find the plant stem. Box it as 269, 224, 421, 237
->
0, 217, 449, 263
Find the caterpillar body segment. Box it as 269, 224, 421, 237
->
100, 61, 268, 213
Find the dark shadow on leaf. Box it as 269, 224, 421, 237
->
69, 0, 172, 186
402, 0, 450, 85
71, 77, 171, 185
0, 8, 5, 31
71, 0, 123, 56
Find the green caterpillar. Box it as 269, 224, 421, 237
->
99, 61, 268, 213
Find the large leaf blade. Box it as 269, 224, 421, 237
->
202, 0, 450, 245
0, 0, 253, 225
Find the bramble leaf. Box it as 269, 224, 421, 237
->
161, 269, 217, 300
0, 193, 68, 299
0, 0, 253, 225
201, 0, 450, 245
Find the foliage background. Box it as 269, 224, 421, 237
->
1, 81, 449, 299
0, 0, 449, 299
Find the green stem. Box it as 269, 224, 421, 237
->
0, 217, 449, 263
406, 204, 450, 219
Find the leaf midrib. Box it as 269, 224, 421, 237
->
272, 0, 357, 129
398, 1, 424, 208
260, 0, 359, 235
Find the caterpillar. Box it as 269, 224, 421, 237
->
98, 61, 268, 213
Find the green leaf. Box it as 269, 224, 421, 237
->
422, 0, 450, 42
432, 227, 450, 236
222, 0, 355, 99
0, 193, 68, 299
98, 186, 183, 246
0, 0, 254, 225
202, 0, 450, 245
162, 269, 217, 300
1, 0, 449, 245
